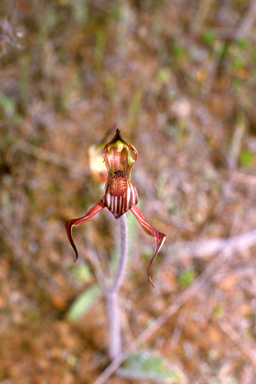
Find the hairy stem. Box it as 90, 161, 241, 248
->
107, 214, 128, 360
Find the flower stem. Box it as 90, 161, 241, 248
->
107, 213, 128, 360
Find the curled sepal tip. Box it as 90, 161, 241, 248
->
130, 205, 166, 287
65, 200, 105, 261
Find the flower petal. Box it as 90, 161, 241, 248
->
65, 199, 105, 260
88, 125, 116, 184
130, 205, 166, 287
103, 181, 138, 219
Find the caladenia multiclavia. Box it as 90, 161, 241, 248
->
65, 129, 166, 360
65, 129, 167, 287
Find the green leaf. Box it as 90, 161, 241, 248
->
173, 43, 186, 57
66, 284, 101, 322
70, 263, 93, 283
214, 304, 224, 318
157, 68, 171, 84
94, 29, 106, 72
232, 56, 245, 70
130, 89, 143, 117
0, 91, 15, 117
202, 29, 216, 45
240, 150, 254, 167
118, 352, 186, 383
178, 268, 195, 287
236, 37, 250, 49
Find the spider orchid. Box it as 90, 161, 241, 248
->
65, 129, 166, 286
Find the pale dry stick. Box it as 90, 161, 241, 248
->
85, 233, 109, 291
173, 238, 226, 259
92, 352, 128, 384
224, 170, 256, 186
92, 229, 256, 384
219, 322, 256, 367
228, 119, 246, 172
175, 227, 256, 260
170, 307, 189, 349
156, 214, 197, 233
8, 139, 89, 176
235, 1, 256, 39
86, 247, 108, 291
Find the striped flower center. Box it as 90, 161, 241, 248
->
109, 171, 127, 196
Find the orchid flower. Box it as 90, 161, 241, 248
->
65, 129, 166, 286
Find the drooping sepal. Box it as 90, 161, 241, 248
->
102, 181, 138, 219
65, 200, 105, 260
130, 205, 166, 287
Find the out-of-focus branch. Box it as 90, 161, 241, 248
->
92, 226, 256, 384
235, 1, 256, 39
8, 139, 89, 175
219, 321, 256, 367
228, 118, 246, 172
223, 170, 256, 185
172, 227, 256, 260
86, 246, 108, 291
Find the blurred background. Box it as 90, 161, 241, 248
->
1, 0, 256, 383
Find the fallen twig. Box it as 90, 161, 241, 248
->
224, 170, 256, 185
93, 226, 256, 383
219, 321, 256, 367
173, 227, 256, 259
8, 139, 89, 176
235, 1, 256, 39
